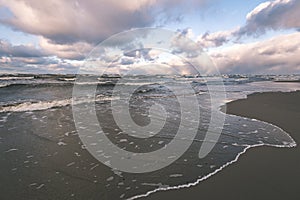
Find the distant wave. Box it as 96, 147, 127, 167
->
0, 81, 120, 89
0, 81, 161, 89
0, 76, 35, 80
0, 82, 74, 89
74, 81, 115, 86
57, 78, 76, 81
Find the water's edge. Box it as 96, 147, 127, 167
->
128, 92, 297, 200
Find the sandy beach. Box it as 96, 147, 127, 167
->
145, 90, 300, 200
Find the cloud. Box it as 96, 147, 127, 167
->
0, 0, 210, 45
1, 0, 299, 75
78, 28, 218, 75
123, 48, 153, 60
0, 0, 212, 74
39, 37, 93, 60
238, 0, 300, 36
210, 32, 300, 74
0, 0, 153, 44
0, 39, 80, 73
120, 57, 135, 65
197, 0, 300, 48
197, 29, 236, 48
171, 29, 203, 58
0, 55, 80, 74
0, 39, 47, 57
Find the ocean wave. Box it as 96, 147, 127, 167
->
0, 95, 117, 113
0, 76, 35, 80
0, 81, 118, 89
120, 81, 165, 86
74, 81, 115, 86
0, 99, 72, 113
0, 82, 74, 89
0, 84, 10, 88
58, 78, 76, 81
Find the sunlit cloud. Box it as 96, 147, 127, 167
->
0, 0, 299, 74
210, 32, 300, 74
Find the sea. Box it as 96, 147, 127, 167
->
0, 74, 299, 199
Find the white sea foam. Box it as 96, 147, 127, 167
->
67, 162, 75, 167
74, 81, 113, 85
57, 141, 67, 146
58, 78, 76, 81
120, 82, 161, 86
5, 148, 18, 153
128, 142, 296, 200
0, 96, 117, 113
0, 84, 10, 88
0, 76, 34, 80
36, 184, 45, 190
0, 99, 72, 113
169, 174, 183, 178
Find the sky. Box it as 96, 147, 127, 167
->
0, 0, 299, 74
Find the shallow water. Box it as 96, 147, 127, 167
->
0, 74, 299, 199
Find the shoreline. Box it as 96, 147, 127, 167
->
144, 90, 300, 200
1, 86, 299, 200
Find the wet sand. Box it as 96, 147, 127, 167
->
145, 90, 300, 200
